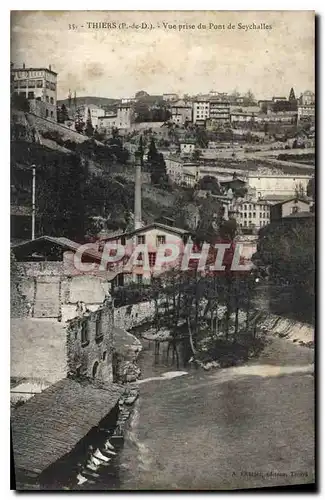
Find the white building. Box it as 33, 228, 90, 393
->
193, 100, 210, 124
299, 90, 315, 106
81, 104, 105, 128
229, 200, 271, 230
247, 174, 312, 199
208, 100, 230, 124
297, 104, 315, 123
179, 141, 196, 156
11, 63, 58, 121
163, 93, 179, 102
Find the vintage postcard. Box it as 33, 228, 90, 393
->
10, 10, 315, 491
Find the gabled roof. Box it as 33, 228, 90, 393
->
103, 222, 190, 242
11, 378, 123, 478
11, 236, 102, 262
272, 197, 310, 208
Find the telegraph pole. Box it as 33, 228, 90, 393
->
31, 165, 36, 240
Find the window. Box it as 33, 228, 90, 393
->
46, 109, 49, 117
149, 252, 156, 267
136, 274, 143, 285
36, 97, 41, 101
92, 361, 99, 379
103, 351, 107, 361
249, 204, 252, 210
28, 80, 36, 88
253, 212, 256, 218
244, 205, 247, 210
244, 221, 247, 227
50, 97, 54, 104
46, 95, 49, 103
95, 312, 103, 343
27, 91, 34, 99
36, 80, 43, 88
137, 234, 145, 245
249, 212, 252, 218
244, 213, 247, 218
19, 79, 27, 88
156, 235, 166, 246
50, 111, 54, 118
81, 321, 89, 346
291, 206, 299, 214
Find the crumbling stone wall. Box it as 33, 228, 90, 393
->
66, 299, 114, 383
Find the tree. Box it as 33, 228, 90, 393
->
289, 87, 296, 101
85, 108, 94, 137
197, 175, 221, 195
244, 89, 255, 105
147, 137, 158, 164
253, 220, 315, 322
75, 108, 85, 134
150, 153, 168, 187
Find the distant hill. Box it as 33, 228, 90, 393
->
57, 96, 120, 109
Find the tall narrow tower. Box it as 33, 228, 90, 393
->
134, 149, 142, 230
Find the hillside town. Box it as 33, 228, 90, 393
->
10, 59, 315, 491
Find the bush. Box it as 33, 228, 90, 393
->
41, 129, 65, 145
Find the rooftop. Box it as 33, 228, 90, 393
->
103, 222, 190, 241
11, 66, 58, 76
11, 378, 123, 478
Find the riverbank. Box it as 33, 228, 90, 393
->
117, 335, 314, 490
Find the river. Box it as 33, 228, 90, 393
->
116, 336, 314, 490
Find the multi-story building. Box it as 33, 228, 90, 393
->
299, 90, 315, 106
170, 100, 193, 124
297, 104, 315, 124
11, 63, 57, 121
229, 199, 271, 230
101, 223, 191, 284
247, 174, 312, 199
97, 104, 134, 131
163, 93, 179, 102
208, 99, 230, 125
193, 99, 210, 124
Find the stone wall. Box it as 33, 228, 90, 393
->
16, 261, 111, 321
113, 301, 156, 330
66, 299, 114, 383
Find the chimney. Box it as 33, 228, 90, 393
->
22, 63, 25, 69
134, 150, 142, 230
49, 64, 51, 71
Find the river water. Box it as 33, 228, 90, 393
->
116, 336, 314, 490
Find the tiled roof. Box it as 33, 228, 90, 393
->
12, 236, 102, 262
103, 222, 190, 241
11, 378, 123, 477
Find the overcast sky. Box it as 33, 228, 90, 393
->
11, 10, 315, 101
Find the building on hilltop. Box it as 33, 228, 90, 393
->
11, 63, 57, 121
193, 99, 210, 124
97, 104, 134, 132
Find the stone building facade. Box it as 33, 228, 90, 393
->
66, 298, 114, 383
